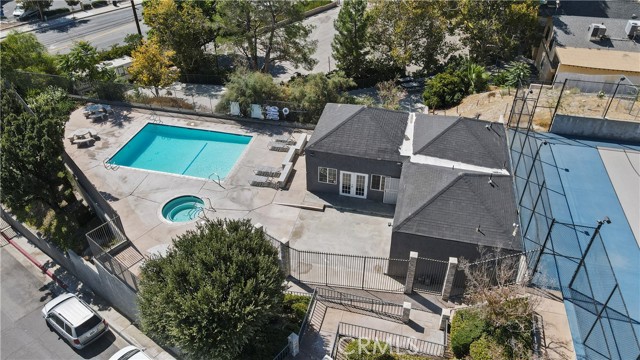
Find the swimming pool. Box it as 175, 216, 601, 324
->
109, 123, 252, 180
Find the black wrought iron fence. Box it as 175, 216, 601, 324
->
316, 288, 405, 320
414, 257, 448, 294
288, 248, 408, 293
331, 322, 446, 358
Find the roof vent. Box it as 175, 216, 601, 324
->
587, 23, 607, 42
625, 20, 640, 38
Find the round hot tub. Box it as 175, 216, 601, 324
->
161, 196, 204, 223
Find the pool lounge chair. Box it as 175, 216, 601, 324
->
249, 175, 278, 188
268, 141, 290, 152
273, 134, 296, 144
254, 166, 282, 177
230, 102, 241, 116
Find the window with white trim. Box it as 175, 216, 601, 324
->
318, 167, 337, 184
370, 174, 386, 191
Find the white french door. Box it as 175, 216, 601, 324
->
339, 171, 368, 199
383, 177, 400, 204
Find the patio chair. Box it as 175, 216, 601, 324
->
250, 104, 264, 119
268, 141, 290, 152
273, 134, 296, 144
249, 175, 278, 188
229, 102, 241, 116
254, 166, 282, 177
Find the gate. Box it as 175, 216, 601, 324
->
413, 257, 449, 294
288, 248, 408, 292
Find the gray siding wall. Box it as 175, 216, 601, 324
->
389, 232, 517, 262
306, 150, 403, 202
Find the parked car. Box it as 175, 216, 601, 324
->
109, 346, 152, 360
42, 293, 109, 349
12, 3, 38, 20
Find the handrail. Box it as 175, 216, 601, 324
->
103, 157, 119, 171
208, 172, 225, 189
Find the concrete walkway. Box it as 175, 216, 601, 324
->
0, 224, 174, 360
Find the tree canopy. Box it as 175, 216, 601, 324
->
367, 0, 450, 72
0, 85, 74, 214
455, 0, 539, 64
216, 69, 284, 115
57, 41, 115, 83
142, 0, 214, 73
129, 38, 180, 96
0, 32, 58, 76
331, 0, 369, 78
215, 0, 318, 72
287, 72, 355, 123
138, 219, 285, 360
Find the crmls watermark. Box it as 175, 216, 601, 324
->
340, 336, 421, 356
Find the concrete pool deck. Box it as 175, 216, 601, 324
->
65, 107, 394, 273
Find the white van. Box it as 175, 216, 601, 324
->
12, 3, 38, 20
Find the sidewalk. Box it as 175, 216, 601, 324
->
0, 0, 143, 38
0, 226, 175, 360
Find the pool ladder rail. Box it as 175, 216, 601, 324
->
103, 157, 119, 171
193, 197, 216, 221
149, 113, 163, 124
208, 172, 225, 189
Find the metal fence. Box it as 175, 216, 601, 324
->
414, 257, 449, 294
85, 217, 143, 292
288, 247, 408, 293
330, 322, 446, 359
506, 83, 640, 360
316, 288, 405, 321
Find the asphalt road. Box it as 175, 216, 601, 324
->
34, 4, 149, 54
0, 247, 125, 360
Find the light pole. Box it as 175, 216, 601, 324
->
130, 0, 142, 37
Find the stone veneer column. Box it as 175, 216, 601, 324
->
404, 251, 419, 294
441, 257, 459, 302
402, 302, 412, 324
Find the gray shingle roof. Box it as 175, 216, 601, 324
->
393, 162, 521, 251
307, 104, 409, 162
553, 16, 640, 52
413, 116, 510, 170
543, 1, 640, 19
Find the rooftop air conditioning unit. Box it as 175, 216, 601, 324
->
625, 20, 640, 38
587, 23, 607, 41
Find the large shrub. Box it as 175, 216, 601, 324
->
469, 334, 505, 360
422, 72, 466, 110
216, 69, 284, 115
450, 308, 487, 358
286, 71, 355, 123
137, 219, 285, 360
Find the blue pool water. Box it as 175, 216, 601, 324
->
109, 123, 252, 179
162, 196, 204, 222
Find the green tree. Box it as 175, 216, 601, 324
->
422, 72, 466, 110
455, 0, 539, 64
455, 59, 489, 94
375, 79, 406, 110
64, 0, 80, 12
287, 72, 355, 123
143, 0, 215, 73
57, 41, 115, 84
22, 0, 53, 20
367, 0, 450, 72
215, 69, 284, 115
138, 219, 285, 360
129, 38, 180, 97
0, 85, 73, 214
215, 0, 317, 73
331, 0, 369, 78
0, 32, 58, 75
504, 61, 532, 88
